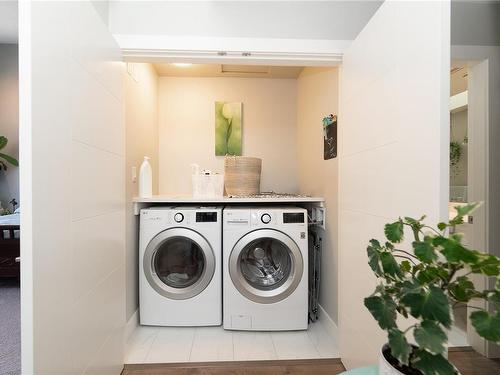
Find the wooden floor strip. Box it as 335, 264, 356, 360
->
122, 358, 346, 375
449, 348, 500, 375
122, 349, 500, 375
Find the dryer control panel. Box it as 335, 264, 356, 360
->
283, 212, 305, 224
196, 212, 218, 222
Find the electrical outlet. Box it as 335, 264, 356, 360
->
131, 166, 137, 183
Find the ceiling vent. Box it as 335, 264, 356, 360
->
221, 65, 270, 75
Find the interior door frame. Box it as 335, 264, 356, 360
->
18, 1, 34, 373
452, 45, 500, 358
465, 57, 490, 357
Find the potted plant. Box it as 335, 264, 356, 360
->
0, 136, 18, 170
365, 203, 500, 374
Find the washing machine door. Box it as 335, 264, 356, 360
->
229, 229, 303, 304
144, 227, 215, 300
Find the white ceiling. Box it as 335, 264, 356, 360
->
154, 64, 304, 78
109, 1, 383, 41
0, 1, 18, 44
450, 61, 468, 97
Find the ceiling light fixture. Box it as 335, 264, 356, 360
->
172, 63, 193, 68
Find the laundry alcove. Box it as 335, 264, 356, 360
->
123, 62, 340, 364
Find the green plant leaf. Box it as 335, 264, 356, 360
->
400, 260, 411, 274
364, 295, 397, 330
380, 252, 401, 277
403, 216, 422, 226
413, 350, 457, 375
413, 240, 437, 263
449, 276, 477, 302
487, 292, 500, 312
413, 320, 447, 355
385, 220, 404, 243
400, 280, 422, 295
388, 328, 411, 365
434, 237, 478, 263
0, 136, 7, 150
449, 202, 480, 227
470, 311, 500, 342
415, 266, 445, 285
471, 253, 500, 276
455, 202, 480, 217
401, 286, 452, 328
367, 240, 383, 276
0, 152, 18, 167
437, 222, 447, 231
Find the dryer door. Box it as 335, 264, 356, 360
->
144, 228, 215, 300
229, 229, 303, 304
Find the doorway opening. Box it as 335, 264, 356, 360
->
123, 61, 340, 364
448, 61, 469, 347
0, 4, 20, 375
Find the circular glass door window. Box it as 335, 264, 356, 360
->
153, 237, 205, 289
144, 227, 216, 300
229, 229, 303, 304
239, 238, 292, 290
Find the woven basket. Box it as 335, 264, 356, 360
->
224, 156, 262, 196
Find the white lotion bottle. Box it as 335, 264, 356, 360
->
139, 156, 153, 198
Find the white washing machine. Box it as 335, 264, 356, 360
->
223, 206, 308, 331
139, 206, 222, 326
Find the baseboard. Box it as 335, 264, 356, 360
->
125, 309, 139, 344
318, 304, 339, 338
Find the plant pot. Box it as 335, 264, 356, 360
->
379, 344, 422, 375
379, 345, 459, 375
379, 345, 405, 375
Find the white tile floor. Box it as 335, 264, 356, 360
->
125, 321, 339, 364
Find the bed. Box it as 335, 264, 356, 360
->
0, 213, 20, 278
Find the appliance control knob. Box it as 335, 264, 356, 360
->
261, 213, 271, 224
174, 213, 184, 223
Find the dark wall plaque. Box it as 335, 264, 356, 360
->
323, 114, 337, 160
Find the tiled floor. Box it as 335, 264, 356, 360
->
125, 321, 339, 364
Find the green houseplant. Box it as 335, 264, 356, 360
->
0, 136, 18, 171
365, 202, 500, 375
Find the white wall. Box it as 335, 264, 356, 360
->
296, 67, 339, 323
158, 77, 298, 195
109, 1, 381, 41
125, 62, 158, 322
338, 1, 450, 368
91, 1, 109, 26
20, 2, 125, 374
0, 43, 19, 209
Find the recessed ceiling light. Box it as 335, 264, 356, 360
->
172, 63, 193, 68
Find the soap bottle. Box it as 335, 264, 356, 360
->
139, 156, 153, 198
